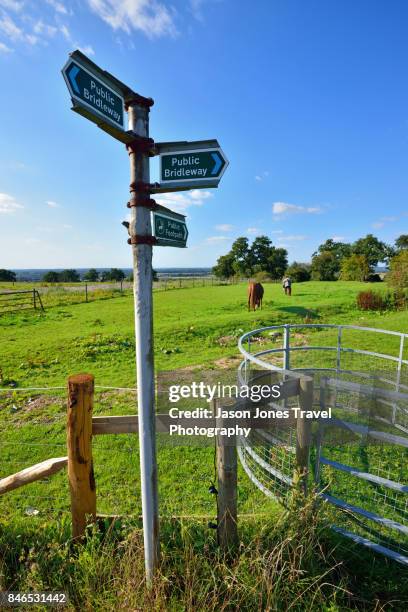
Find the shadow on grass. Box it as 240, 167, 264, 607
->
277, 306, 320, 319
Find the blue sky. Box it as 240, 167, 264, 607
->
0, 0, 407, 269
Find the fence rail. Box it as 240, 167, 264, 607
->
0, 289, 44, 314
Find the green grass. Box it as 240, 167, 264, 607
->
0, 280, 406, 387
0, 280, 407, 609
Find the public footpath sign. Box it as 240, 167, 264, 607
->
158, 140, 228, 189
62, 51, 126, 134
153, 210, 188, 247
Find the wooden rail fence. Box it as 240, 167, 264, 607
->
0, 289, 44, 314
0, 372, 313, 550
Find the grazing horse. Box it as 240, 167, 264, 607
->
247, 282, 264, 311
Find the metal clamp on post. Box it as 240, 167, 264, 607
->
127, 195, 157, 210
129, 181, 155, 194
126, 136, 156, 156
127, 235, 158, 246
124, 95, 154, 110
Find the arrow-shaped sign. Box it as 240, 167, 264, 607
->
159, 143, 228, 189
153, 210, 188, 247
62, 53, 126, 133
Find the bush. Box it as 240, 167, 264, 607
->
387, 250, 408, 291
340, 254, 370, 281
357, 291, 386, 310
254, 270, 272, 282
311, 251, 339, 281
357, 289, 407, 311
285, 262, 311, 282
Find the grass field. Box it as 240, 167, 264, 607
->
1, 280, 407, 610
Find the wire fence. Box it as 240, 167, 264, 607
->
0, 277, 251, 314
0, 385, 268, 525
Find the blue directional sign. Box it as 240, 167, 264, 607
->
62, 54, 125, 132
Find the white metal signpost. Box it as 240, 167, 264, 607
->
62, 50, 228, 585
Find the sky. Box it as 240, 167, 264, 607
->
0, 0, 407, 270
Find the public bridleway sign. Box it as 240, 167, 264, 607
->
154, 139, 228, 192
62, 50, 126, 137
153, 210, 188, 247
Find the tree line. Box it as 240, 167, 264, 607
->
213, 233, 408, 286
42, 268, 127, 283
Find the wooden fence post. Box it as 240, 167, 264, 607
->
216, 401, 238, 551
33, 288, 36, 310
67, 373, 96, 539
296, 376, 313, 495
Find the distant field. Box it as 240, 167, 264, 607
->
0, 280, 406, 387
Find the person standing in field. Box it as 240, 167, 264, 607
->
282, 276, 292, 296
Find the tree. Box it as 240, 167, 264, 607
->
213, 253, 235, 278
0, 269, 17, 282
250, 236, 273, 272
100, 268, 125, 282
313, 239, 351, 263
387, 250, 408, 291
285, 262, 311, 282
59, 269, 80, 282
108, 268, 125, 282
340, 254, 370, 281
42, 271, 60, 282
395, 234, 408, 252
311, 251, 339, 281
230, 237, 252, 276
267, 247, 288, 279
352, 234, 393, 268
83, 268, 99, 282
248, 236, 288, 279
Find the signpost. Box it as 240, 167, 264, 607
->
153, 210, 188, 247
155, 140, 228, 192
62, 50, 228, 585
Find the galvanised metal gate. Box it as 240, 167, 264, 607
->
237, 324, 408, 566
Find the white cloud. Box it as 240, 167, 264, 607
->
0, 40, 12, 52
206, 235, 232, 243
60, 24, 70, 40
272, 202, 322, 216
247, 227, 260, 234
0, 14, 23, 39
278, 234, 308, 242
78, 44, 95, 55
372, 215, 399, 229
58, 24, 94, 56
215, 224, 234, 232
270, 229, 283, 234
33, 20, 58, 37
381, 216, 398, 222
0, 0, 24, 11
0, 192, 23, 213
87, 0, 178, 38
46, 200, 60, 208
155, 190, 212, 212
46, 0, 69, 15
331, 235, 346, 242
255, 170, 269, 182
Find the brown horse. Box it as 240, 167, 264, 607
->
247, 282, 264, 311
